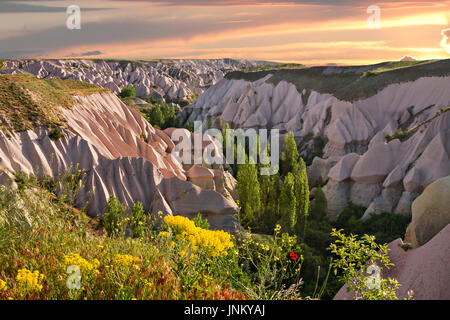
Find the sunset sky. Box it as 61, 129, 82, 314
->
1, 0, 449, 65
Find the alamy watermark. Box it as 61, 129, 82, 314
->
365, 264, 381, 290
66, 265, 81, 290
67, 5, 81, 30
367, 5, 381, 29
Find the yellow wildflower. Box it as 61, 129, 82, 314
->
64, 253, 100, 274
0, 279, 7, 292
163, 215, 233, 258
16, 269, 44, 292
113, 254, 141, 268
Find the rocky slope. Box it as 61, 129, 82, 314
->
1, 59, 276, 103
0, 74, 240, 232
334, 176, 450, 300
179, 59, 450, 220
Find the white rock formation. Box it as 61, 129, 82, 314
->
179, 70, 450, 219
0, 92, 239, 232
2, 59, 275, 102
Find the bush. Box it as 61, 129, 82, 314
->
193, 213, 210, 230
103, 195, 126, 236
235, 225, 304, 299
335, 202, 366, 231
119, 87, 136, 98
128, 202, 147, 239
49, 126, 63, 141
329, 229, 413, 300
309, 187, 327, 221
361, 212, 411, 244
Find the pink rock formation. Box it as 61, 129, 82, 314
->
0, 92, 239, 232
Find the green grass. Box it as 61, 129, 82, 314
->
0, 182, 247, 300
361, 60, 437, 76
240, 63, 306, 73
226, 59, 450, 102
0, 74, 108, 132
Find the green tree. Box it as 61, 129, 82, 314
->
279, 172, 297, 233
281, 131, 299, 176
141, 104, 177, 130
237, 157, 261, 228
293, 157, 310, 237
309, 187, 327, 221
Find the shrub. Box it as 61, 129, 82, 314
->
49, 126, 63, 141
329, 228, 413, 300
103, 195, 126, 236
118, 87, 136, 98
128, 202, 147, 239
235, 225, 304, 300
193, 213, 210, 230
309, 187, 327, 221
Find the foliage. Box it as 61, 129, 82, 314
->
293, 158, 309, 236
309, 187, 327, 221
139, 104, 178, 130
0, 185, 246, 300
118, 87, 136, 98
128, 202, 147, 239
329, 229, 413, 300
48, 126, 63, 141
234, 225, 304, 300
281, 132, 299, 176
0, 74, 107, 132
103, 195, 126, 237
335, 202, 366, 231
193, 213, 210, 230
237, 160, 261, 227
279, 173, 297, 233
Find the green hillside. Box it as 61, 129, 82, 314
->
226, 59, 450, 102
0, 74, 108, 132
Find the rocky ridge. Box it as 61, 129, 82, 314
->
0, 77, 240, 232
1, 59, 276, 103
178, 60, 450, 219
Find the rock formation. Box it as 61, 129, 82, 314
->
335, 178, 450, 299
1, 59, 276, 103
0, 76, 240, 232
404, 175, 450, 248
179, 60, 450, 220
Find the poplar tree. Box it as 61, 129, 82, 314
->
279, 172, 297, 232
281, 131, 300, 176
294, 157, 310, 237
237, 156, 261, 227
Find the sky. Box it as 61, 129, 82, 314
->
0, 0, 449, 65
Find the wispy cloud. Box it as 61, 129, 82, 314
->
0, 0, 107, 13
0, 0, 449, 64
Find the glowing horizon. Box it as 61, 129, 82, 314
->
0, 0, 449, 65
